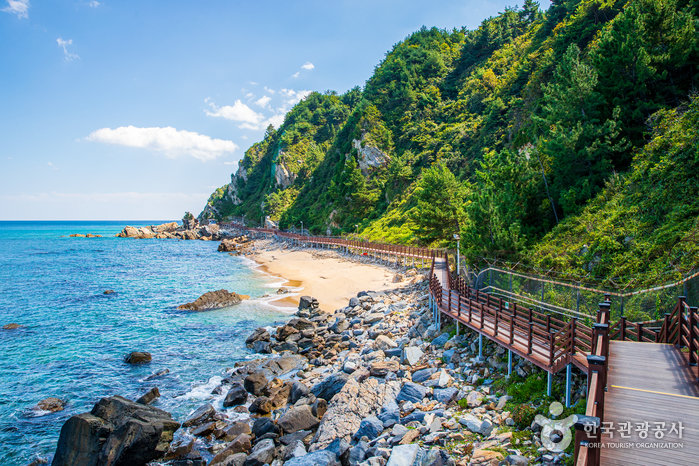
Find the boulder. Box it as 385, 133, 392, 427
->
124, 352, 151, 364
459, 414, 492, 436
466, 391, 484, 407
177, 289, 247, 311
103, 290, 115, 295
136, 387, 160, 405
299, 296, 319, 311
396, 382, 427, 404
244, 371, 268, 396
252, 417, 279, 438
375, 335, 397, 350
223, 383, 248, 407
411, 368, 437, 383
353, 416, 383, 441
313, 377, 400, 449
51, 395, 179, 466
432, 387, 458, 404
387, 444, 421, 466
222, 421, 251, 441
245, 328, 270, 347
431, 333, 450, 347
245, 438, 276, 466
401, 347, 423, 366
278, 405, 320, 434
36, 397, 65, 412
289, 381, 310, 404
370, 360, 399, 377
182, 403, 216, 427
311, 372, 349, 402
209, 434, 252, 464
248, 396, 273, 415
2, 323, 23, 330
284, 450, 339, 466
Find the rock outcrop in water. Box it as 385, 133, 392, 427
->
2, 323, 23, 330
36, 398, 65, 413
124, 352, 152, 364
177, 289, 248, 311
115, 221, 225, 241
51, 395, 179, 466
217, 235, 253, 254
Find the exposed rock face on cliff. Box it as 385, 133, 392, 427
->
274, 160, 296, 189
177, 289, 248, 311
352, 138, 390, 176
51, 395, 179, 466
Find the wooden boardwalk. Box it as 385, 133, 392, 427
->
599, 341, 699, 465
431, 258, 592, 374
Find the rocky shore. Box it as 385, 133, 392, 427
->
48, 236, 585, 465
157, 273, 584, 465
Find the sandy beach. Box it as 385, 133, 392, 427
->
249, 239, 406, 311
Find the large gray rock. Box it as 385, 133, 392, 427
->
244, 371, 268, 396
386, 444, 421, 466
278, 405, 320, 434
432, 387, 458, 404
313, 377, 400, 449
51, 395, 179, 466
353, 416, 383, 441
223, 382, 248, 407
178, 289, 245, 311
244, 438, 276, 466
311, 372, 349, 402
459, 414, 493, 436
285, 450, 339, 466
401, 347, 423, 366
396, 382, 427, 404
182, 403, 215, 427
411, 368, 437, 383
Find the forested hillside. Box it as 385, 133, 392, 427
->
200, 0, 699, 287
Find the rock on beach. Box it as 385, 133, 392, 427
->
177, 289, 248, 311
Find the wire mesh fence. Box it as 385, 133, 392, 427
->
463, 265, 699, 324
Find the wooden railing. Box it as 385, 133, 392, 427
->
228, 224, 446, 262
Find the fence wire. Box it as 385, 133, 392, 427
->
465, 266, 699, 323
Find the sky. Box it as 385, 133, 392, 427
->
0, 0, 550, 220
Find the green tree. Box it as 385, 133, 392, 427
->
537, 43, 628, 216
410, 163, 467, 245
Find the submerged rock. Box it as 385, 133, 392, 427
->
51, 395, 179, 466
36, 398, 65, 413
124, 352, 152, 364
177, 289, 248, 311
2, 323, 23, 330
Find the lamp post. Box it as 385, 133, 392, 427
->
301, 221, 304, 236
453, 233, 461, 275
355, 224, 359, 236
242, 214, 246, 227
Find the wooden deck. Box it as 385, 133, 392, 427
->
599, 341, 699, 465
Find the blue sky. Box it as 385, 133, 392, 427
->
0, 0, 550, 220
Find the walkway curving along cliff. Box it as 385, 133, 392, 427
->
229, 223, 698, 465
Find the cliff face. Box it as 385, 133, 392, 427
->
200, 0, 699, 285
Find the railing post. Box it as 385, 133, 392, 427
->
510, 314, 515, 345
637, 323, 644, 343
571, 317, 578, 355
546, 315, 551, 333
677, 296, 687, 347
587, 354, 607, 421
549, 333, 555, 366
663, 312, 671, 343
575, 415, 601, 466
690, 307, 698, 366
620, 316, 627, 341
527, 322, 533, 354
593, 323, 610, 361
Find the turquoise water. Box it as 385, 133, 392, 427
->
0, 221, 288, 464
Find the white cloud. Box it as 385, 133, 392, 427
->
47, 161, 58, 171
264, 86, 275, 94
205, 99, 263, 126
266, 114, 285, 128
57, 37, 79, 61
291, 71, 300, 79
85, 126, 237, 161
255, 95, 271, 108
88, 0, 100, 7
280, 88, 311, 106
301, 62, 315, 70
2, 0, 29, 18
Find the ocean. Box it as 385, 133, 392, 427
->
0, 221, 290, 464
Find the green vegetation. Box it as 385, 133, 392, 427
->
201, 0, 699, 289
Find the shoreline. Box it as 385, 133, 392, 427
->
245, 238, 417, 312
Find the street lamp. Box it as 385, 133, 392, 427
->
242, 214, 246, 227
453, 233, 461, 275
355, 224, 359, 236
301, 221, 304, 236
